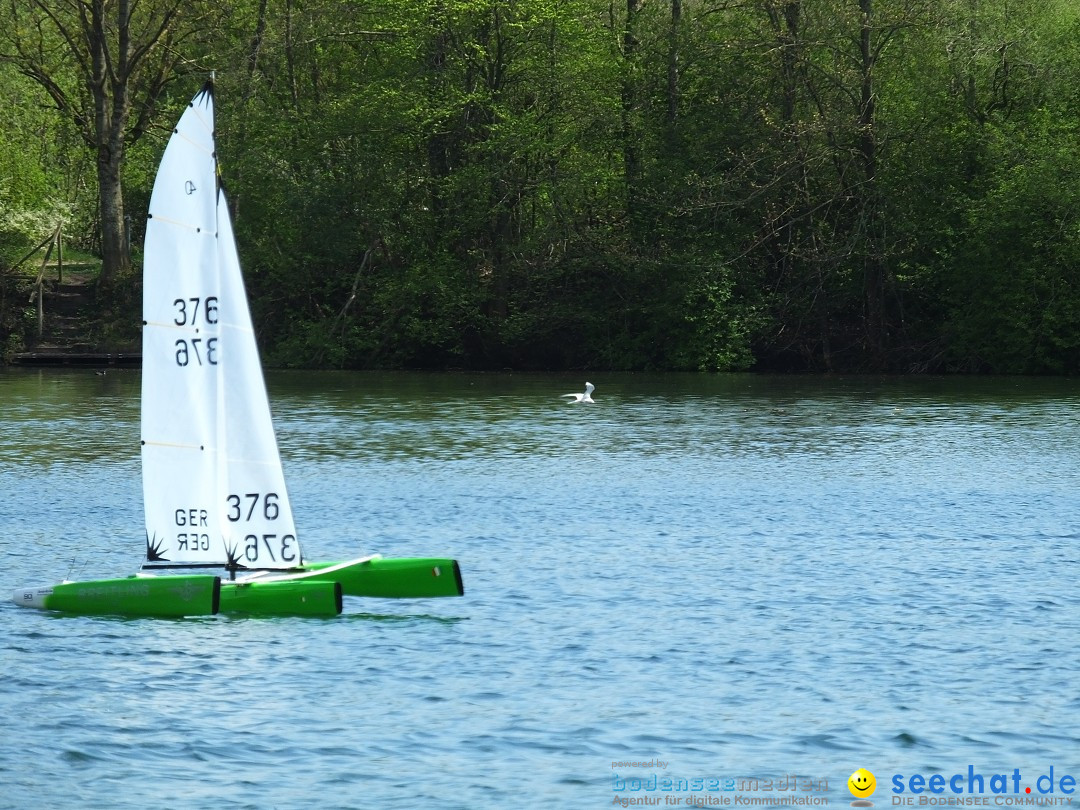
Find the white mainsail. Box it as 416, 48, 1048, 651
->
141, 82, 302, 571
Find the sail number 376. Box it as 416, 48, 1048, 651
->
226, 492, 297, 563
173, 296, 219, 367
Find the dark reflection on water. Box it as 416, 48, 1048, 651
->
3, 368, 1080, 808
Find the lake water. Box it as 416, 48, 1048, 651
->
2, 368, 1080, 809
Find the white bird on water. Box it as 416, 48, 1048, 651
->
562, 381, 595, 404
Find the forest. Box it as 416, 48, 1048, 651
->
1, 0, 1080, 373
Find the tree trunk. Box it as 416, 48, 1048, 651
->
424, 10, 452, 241
621, 0, 645, 231
858, 0, 885, 359
666, 0, 681, 131
91, 0, 132, 288
97, 145, 131, 287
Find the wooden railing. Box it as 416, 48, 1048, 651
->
11, 223, 64, 338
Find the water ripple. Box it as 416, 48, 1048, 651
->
5, 370, 1080, 807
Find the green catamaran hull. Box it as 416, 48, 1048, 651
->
219, 579, 343, 616
298, 557, 464, 599
12, 557, 462, 618
12, 575, 221, 617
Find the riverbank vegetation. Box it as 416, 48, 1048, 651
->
2, 0, 1079, 373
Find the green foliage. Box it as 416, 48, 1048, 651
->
0, 68, 75, 265
6, 0, 1080, 372
941, 114, 1080, 373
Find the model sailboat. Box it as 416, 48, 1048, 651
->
13, 81, 463, 617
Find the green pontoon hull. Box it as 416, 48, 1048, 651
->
297, 557, 464, 599
12, 575, 221, 617
219, 579, 342, 616
12, 556, 462, 618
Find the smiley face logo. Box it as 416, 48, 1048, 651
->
848, 768, 877, 799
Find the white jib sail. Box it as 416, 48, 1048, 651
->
141, 82, 302, 570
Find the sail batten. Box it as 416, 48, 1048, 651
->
144, 323, 207, 331
174, 131, 214, 152
142, 440, 212, 450
144, 214, 207, 231
141, 82, 302, 571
